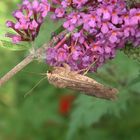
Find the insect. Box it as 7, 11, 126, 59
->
47, 64, 118, 100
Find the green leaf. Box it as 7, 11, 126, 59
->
67, 89, 129, 140
122, 44, 140, 62
50, 25, 65, 39
0, 40, 30, 51
0, 24, 16, 38
34, 18, 62, 48
128, 73, 140, 86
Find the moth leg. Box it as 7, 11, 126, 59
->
74, 66, 92, 75
83, 67, 90, 75
76, 68, 87, 74
83, 60, 98, 75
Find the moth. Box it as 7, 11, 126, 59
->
47, 64, 118, 100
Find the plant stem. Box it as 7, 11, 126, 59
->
0, 30, 68, 87
0, 55, 33, 86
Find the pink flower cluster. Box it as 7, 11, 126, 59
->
6, 0, 140, 72
46, 0, 140, 72
6, 0, 50, 43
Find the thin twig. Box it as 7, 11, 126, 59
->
0, 55, 34, 87
0, 30, 68, 87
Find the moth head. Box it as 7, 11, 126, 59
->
46, 71, 51, 79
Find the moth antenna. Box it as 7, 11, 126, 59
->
23, 71, 46, 76
24, 77, 47, 98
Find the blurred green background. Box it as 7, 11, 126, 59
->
0, 1, 140, 140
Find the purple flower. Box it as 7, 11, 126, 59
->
130, 8, 140, 25
73, 0, 88, 8
6, 0, 50, 43
108, 30, 122, 43
56, 48, 68, 62
12, 35, 22, 43
39, 0, 140, 72
29, 20, 38, 30
97, 5, 111, 20
101, 22, 109, 33
55, 8, 65, 18
40, 0, 50, 17
111, 9, 120, 24
71, 50, 80, 60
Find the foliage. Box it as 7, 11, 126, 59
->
123, 44, 140, 62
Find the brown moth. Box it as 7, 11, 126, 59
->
47, 64, 118, 100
